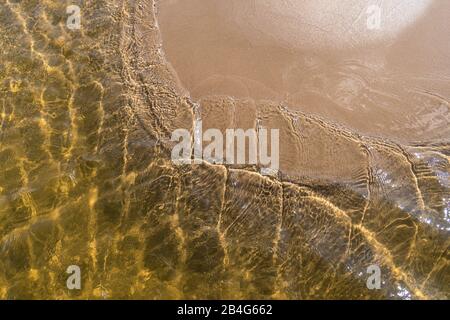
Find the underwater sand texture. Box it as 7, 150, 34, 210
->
0, 0, 448, 299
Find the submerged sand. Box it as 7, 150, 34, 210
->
0, 0, 448, 299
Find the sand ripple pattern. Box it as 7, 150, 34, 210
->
0, 0, 448, 299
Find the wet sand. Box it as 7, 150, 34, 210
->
157, 0, 450, 143
0, 0, 448, 299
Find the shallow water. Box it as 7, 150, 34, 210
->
0, 0, 448, 299
158, 0, 450, 143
